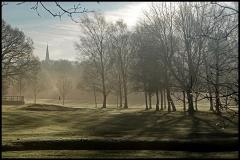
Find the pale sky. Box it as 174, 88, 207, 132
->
2, 2, 151, 61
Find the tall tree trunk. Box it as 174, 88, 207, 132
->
119, 76, 122, 108
215, 47, 221, 115
225, 88, 228, 108
149, 92, 152, 109
195, 92, 199, 111
215, 94, 221, 114
183, 91, 186, 112
93, 87, 97, 108
119, 93, 122, 108
166, 88, 176, 112
215, 88, 221, 114
144, 90, 148, 110
119, 85, 122, 108
170, 93, 176, 112
102, 94, 107, 108
187, 91, 194, 115
166, 88, 171, 112
123, 78, 128, 109
116, 94, 118, 108
156, 90, 159, 111
101, 75, 107, 108
100, 50, 107, 108
119, 53, 128, 109
204, 56, 214, 111
160, 89, 163, 110
209, 90, 214, 111
163, 89, 166, 109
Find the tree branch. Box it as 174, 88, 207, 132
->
211, 2, 239, 13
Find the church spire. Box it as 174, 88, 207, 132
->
45, 44, 50, 62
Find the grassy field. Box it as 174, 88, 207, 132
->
2, 150, 238, 159
2, 102, 239, 158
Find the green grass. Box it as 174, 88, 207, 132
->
2, 103, 238, 158
2, 150, 238, 158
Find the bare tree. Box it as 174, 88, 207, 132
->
107, 62, 123, 108
130, 27, 149, 110
75, 13, 111, 108
56, 75, 72, 105
203, 4, 238, 114
143, 2, 177, 112
2, 20, 40, 94
77, 60, 101, 108
167, 2, 210, 115
108, 20, 133, 109
2, 2, 93, 23
131, 24, 164, 111
30, 70, 45, 104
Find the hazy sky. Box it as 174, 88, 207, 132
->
2, 2, 151, 61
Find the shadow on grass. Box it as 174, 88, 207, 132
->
2, 138, 238, 151
81, 110, 238, 139
20, 104, 79, 111
186, 114, 238, 140
3, 105, 238, 152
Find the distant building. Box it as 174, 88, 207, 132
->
42, 44, 52, 67
45, 44, 50, 62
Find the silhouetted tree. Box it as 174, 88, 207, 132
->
76, 13, 111, 108
2, 20, 40, 94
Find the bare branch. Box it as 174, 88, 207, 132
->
211, 2, 239, 13
30, 2, 41, 17
16, 2, 26, 5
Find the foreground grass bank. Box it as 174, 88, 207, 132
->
2, 103, 238, 158
3, 150, 238, 159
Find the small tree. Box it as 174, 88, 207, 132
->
56, 75, 72, 105
77, 60, 101, 108
30, 70, 45, 104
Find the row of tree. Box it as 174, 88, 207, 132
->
76, 2, 238, 115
